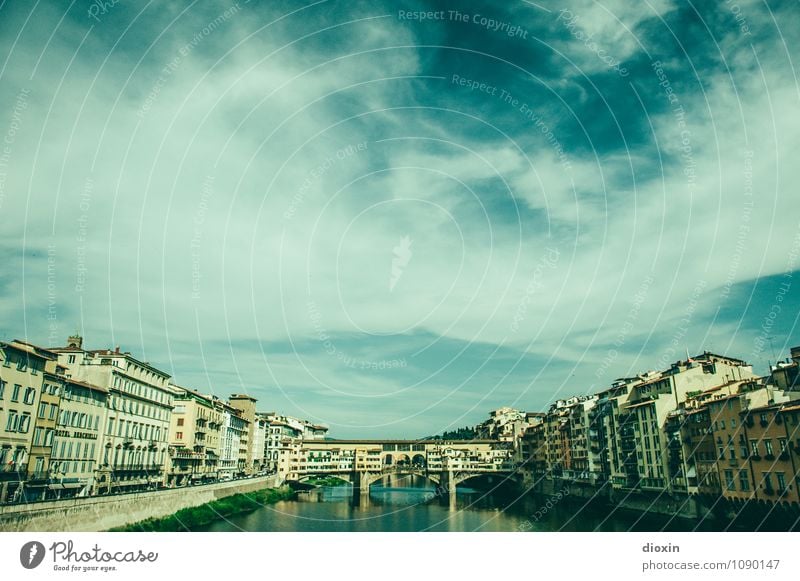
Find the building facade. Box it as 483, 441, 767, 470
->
52, 336, 174, 493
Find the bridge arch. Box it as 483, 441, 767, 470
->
411, 454, 426, 467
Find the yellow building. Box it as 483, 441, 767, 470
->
167, 386, 223, 485
0, 340, 55, 502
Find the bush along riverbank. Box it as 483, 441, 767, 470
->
110, 486, 295, 532
303, 476, 349, 487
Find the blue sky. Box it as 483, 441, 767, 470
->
0, 0, 798, 437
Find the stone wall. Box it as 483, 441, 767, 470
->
0, 475, 280, 532
525, 477, 711, 520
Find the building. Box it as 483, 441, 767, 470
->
768, 347, 800, 391
251, 413, 269, 473
519, 421, 546, 487
49, 378, 108, 498
476, 407, 535, 445
26, 359, 66, 500
0, 340, 57, 503
167, 386, 223, 486
268, 419, 304, 476
228, 394, 258, 474
219, 402, 248, 480
51, 335, 174, 493
734, 402, 800, 503
588, 378, 639, 486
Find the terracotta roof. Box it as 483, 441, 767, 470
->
2, 340, 57, 360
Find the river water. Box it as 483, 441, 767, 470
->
197, 475, 725, 532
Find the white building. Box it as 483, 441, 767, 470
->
51, 336, 175, 493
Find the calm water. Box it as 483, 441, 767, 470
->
197, 475, 722, 532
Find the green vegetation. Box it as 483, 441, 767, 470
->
304, 476, 349, 487
110, 486, 295, 532
428, 426, 477, 440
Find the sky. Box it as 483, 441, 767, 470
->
0, 0, 798, 438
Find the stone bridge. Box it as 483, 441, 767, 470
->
283, 439, 516, 497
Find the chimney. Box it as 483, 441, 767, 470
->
66, 334, 83, 349
790, 346, 800, 363
115, 346, 120, 354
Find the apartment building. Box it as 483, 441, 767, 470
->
0, 340, 56, 502
589, 378, 639, 487
50, 378, 108, 497
228, 394, 258, 474
167, 387, 224, 485
520, 422, 546, 486
219, 402, 248, 480
251, 413, 269, 473
52, 336, 175, 493
265, 415, 305, 473
737, 402, 800, 503
769, 347, 800, 391
26, 360, 66, 500
565, 397, 597, 482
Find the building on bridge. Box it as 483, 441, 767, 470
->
283, 439, 516, 496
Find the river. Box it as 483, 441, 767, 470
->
197, 475, 727, 532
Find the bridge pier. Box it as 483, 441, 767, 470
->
351, 471, 372, 495
438, 470, 457, 499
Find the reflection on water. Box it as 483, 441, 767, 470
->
197, 474, 721, 532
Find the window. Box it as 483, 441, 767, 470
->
731, 418, 736, 428
764, 439, 774, 456
740, 444, 748, 459
11, 384, 21, 402
750, 440, 759, 456
0, 379, 5, 399
38, 402, 47, 418
779, 438, 788, 454
777, 472, 786, 491
739, 471, 749, 491
16, 358, 27, 372
19, 413, 31, 433
177, 418, 184, 426
720, 420, 725, 429
6, 410, 19, 432
44, 429, 54, 446
176, 432, 183, 440
725, 470, 735, 491
762, 472, 773, 491
49, 404, 57, 420
33, 427, 43, 446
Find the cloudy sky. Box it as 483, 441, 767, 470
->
1, 0, 798, 437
